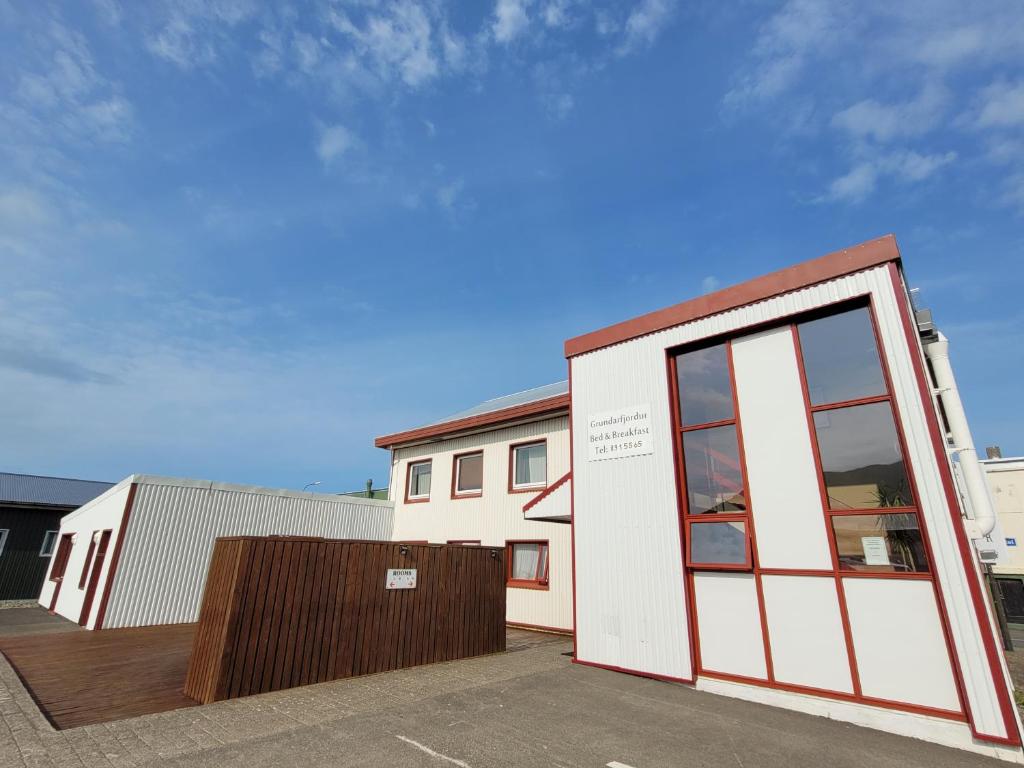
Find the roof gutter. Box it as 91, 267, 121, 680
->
924, 332, 996, 538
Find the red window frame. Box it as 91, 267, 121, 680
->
665, 295, 968, 724
508, 440, 548, 493
506, 540, 550, 590
670, 340, 755, 571
78, 531, 99, 589
793, 302, 931, 577
404, 459, 432, 504
451, 450, 484, 499
48, 533, 74, 583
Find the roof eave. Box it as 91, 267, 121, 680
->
374, 393, 570, 449
564, 234, 902, 359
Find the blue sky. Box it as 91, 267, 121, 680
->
1, 1, 1022, 493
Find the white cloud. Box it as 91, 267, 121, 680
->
618, 0, 675, 56
493, 0, 532, 44
316, 124, 356, 166
975, 80, 1024, 129
825, 150, 956, 203
701, 276, 720, 293
542, 0, 571, 29
542, 92, 574, 120
831, 82, 948, 143
329, 1, 440, 87
147, 16, 216, 69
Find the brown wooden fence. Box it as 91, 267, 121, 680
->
184, 537, 506, 704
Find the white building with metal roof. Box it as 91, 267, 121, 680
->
375, 382, 573, 634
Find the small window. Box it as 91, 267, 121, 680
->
507, 541, 549, 588
831, 513, 929, 573
682, 425, 746, 514
447, 539, 481, 545
453, 452, 483, 497
406, 460, 432, 501
0, 529, 8, 557
689, 521, 749, 567
675, 343, 734, 426
798, 307, 887, 406
813, 402, 913, 510
40, 530, 59, 557
511, 441, 547, 490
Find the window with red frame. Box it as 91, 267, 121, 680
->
506, 541, 549, 588
48, 534, 74, 582
795, 305, 929, 574
672, 341, 752, 569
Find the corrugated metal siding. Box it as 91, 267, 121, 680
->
103, 484, 394, 629
0, 473, 112, 507
571, 264, 1013, 739
391, 416, 572, 632
0, 505, 64, 599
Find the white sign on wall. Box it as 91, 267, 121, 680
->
385, 568, 417, 589
588, 404, 654, 462
861, 537, 890, 566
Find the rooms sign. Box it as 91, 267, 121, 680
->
588, 404, 654, 461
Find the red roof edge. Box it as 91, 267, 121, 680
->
564, 234, 901, 359
375, 393, 570, 449
523, 471, 572, 513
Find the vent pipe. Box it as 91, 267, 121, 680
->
923, 332, 996, 537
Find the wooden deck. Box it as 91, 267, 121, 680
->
0, 622, 199, 730
0, 620, 563, 731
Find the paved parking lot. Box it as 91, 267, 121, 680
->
0, 614, 1014, 768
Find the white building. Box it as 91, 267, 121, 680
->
39, 474, 394, 630
566, 235, 1022, 761
376, 383, 573, 634
985, 456, 1024, 623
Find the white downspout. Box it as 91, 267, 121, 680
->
924, 332, 996, 538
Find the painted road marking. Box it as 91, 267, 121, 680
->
607, 762, 638, 768
396, 735, 472, 767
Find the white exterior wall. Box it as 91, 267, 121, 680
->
43, 475, 395, 630
987, 460, 1024, 575
389, 416, 572, 632
571, 264, 1022, 758
38, 482, 133, 629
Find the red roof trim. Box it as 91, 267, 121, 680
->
375, 393, 570, 448
523, 471, 572, 514
564, 235, 902, 359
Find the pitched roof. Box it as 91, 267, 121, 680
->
0, 472, 114, 508
375, 381, 569, 448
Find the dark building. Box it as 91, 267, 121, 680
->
0, 473, 113, 600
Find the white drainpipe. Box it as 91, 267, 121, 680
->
924, 332, 996, 538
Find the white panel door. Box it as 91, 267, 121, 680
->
843, 577, 961, 712
731, 327, 832, 570
694, 572, 767, 680
761, 575, 854, 693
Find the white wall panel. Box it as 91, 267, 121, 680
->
391, 416, 572, 632
731, 328, 832, 570
100, 476, 394, 629
762, 575, 852, 693
38, 482, 132, 629
693, 573, 767, 679
844, 577, 960, 712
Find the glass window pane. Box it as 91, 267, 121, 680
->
799, 307, 887, 406
682, 425, 746, 514
457, 453, 483, 492
690, 521, 748, 565
675, 343, 734, 426
511, 542, 546, 580
409, 462, 431, 497
813, 402, 913, 510
832, 513, 929, 573
514, 443, 546, 486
